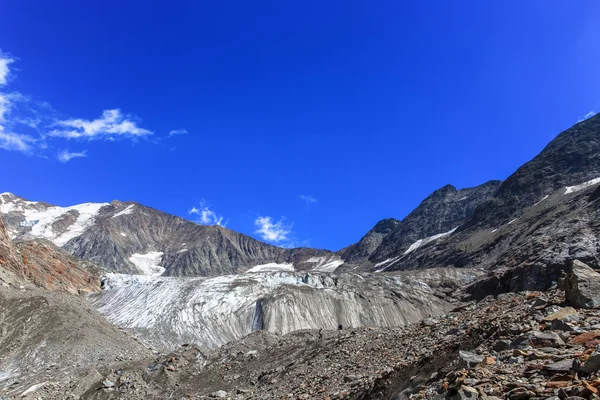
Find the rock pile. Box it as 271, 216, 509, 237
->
78, 285, 600, 399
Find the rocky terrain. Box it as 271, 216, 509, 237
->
0, 115, 599, 399
341, 114, 600, 277
339, 181, 502, 266
0, 218, 153, 398
19, 259, 595, 400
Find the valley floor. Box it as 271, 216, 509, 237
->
8, 286, 599, 400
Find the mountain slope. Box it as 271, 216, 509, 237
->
462, 113, 600, 231
341, 180, 501, 266
0, 194, 341, 277
353, 114, 600, 275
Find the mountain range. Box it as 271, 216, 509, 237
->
1, 113, 600, 398
2, 114, 599, 282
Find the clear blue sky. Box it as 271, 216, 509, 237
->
1, 1, 599, 250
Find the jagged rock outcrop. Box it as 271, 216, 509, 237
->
464, 113, 600, 231
15, 239, 103, 294
0, 218, 25, 285
342, 114, 600, 279
341, 181, 502, 268
565, 260, 600, 309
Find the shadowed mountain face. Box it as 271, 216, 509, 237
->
0, 195, 340, 277
339, 181, 502, 266
341, 113, 600, 275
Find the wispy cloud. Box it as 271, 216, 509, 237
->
578, 111, 597, 122
254, 216, 293, 245
168, 128, 188, 137
57, 149, 87, 163
299, 194, 318, 206
0, 130, 37, 152
49, 109, 152, 140
189, 200, 226, 226
0, 51, 14, 86
0, 47, 172, 161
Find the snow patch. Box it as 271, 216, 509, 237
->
129, 252, 165, 276
21, 382, 48, 396
120, 232, 127, 237
112, 204, 135, 218
177, 248, 188, 253
11, 202, 109, 246
373, 256, 401, 268
305, 256, 344, 272
458, 196, 468, 201
246, 263, 295, 273
312, 259, 344, 273
491, 229, 498, 233
404, 227, 458, 255
534, 195, 549, 206
508, 219, 517, 225
564, 177, 600, 194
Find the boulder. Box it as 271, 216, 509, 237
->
458, 350, 484, 368
565, 260, 600, 309
581, 351, 600, 375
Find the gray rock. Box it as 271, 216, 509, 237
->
566, 260, 600, 309
543, 359, 575, 372
493, 340, 511, 352
511, 335, 532, 349
581, 351, 600, 375
458, 350, 484, 368
531, 331, 565, 347
454, 386, 480, 400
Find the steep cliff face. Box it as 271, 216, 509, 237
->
341, 180, 501, 267
342, 115, 600, 277
462, 113, 600, 231
0, 218, 25, 286
91, 271, 455, 350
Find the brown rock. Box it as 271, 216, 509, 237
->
544, 307, 578, 322
547, 382, 571, 388
571, 331, 600, 345
483, 357, 496, 365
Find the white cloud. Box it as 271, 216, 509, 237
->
57, 149, 87, 163
168, 129, 188, 137
189, 200, 225, 226
0, 51, 14, 86
49, 109, 153, 140
0, 130, 36, 152
299, 194, 318, 205
0, 93, 38, 152
578, 111, 597, 122
254, 216, 293, 244
0, 47, 179, 161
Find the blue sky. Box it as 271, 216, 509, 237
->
0, 1, 599, 250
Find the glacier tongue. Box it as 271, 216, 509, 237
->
91, 272, 453, 350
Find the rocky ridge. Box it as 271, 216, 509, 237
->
0, 194, 341, 277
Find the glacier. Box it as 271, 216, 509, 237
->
91, 271, 454, 350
